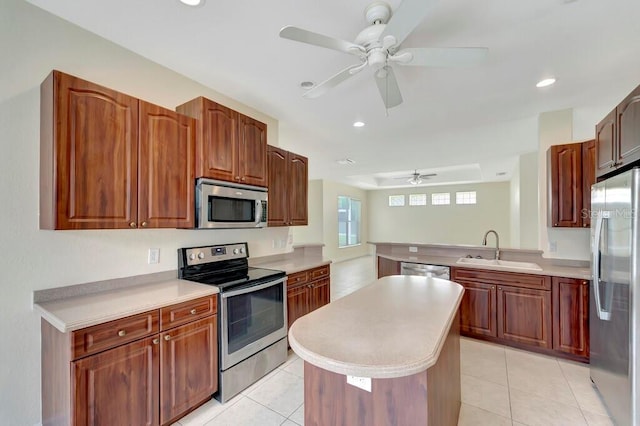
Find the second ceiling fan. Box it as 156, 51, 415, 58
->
280, 0, 488, 109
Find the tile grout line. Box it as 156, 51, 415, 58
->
502, 346, 516, 425
557, 357, 592, 425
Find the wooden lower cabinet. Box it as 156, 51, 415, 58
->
287, 265, 330, 328
497, 285, 552, 348
42, 296, 217, 426
458, 281, 497, 337
377, 256, 400, 278
552, 277, 590, 359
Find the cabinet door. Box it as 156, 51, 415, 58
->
549, 143, 582, 227
200, 99, 238, 181
309, 278, 330, 312
287, 283, 309, 329
139, 102, 195, 229
238, 114, 267, 186
458, 281, 497, 337
377, 256, 400, 278
552, 277, 589, 358
288, 152, 309, 226
73, 336, 159, 426
581, 140, 596, 228
46, 71, 139, 229
497, 286, 551, 348
267, 145, 288, 226
595, 108, 617, 178
617, 85, 640, 167
160, 316, 217, 424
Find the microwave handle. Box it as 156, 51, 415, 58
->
256, 199, 267, 226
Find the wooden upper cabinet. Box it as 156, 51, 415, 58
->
40, 70, 195, 230
41, 70, 139, 229
596, 84, 640, 179
267, 145, 308, 226
138, 101, 195, 229
547, 139, 595, 228
176, 97, 267, 186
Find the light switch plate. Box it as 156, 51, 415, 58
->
148, 248, 160, 264
347, 375, 371, 392
409, 246, 418, 253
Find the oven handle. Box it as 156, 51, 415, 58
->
221, 277, 286, 298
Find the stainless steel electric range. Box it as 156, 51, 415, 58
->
178, 242, 287, 402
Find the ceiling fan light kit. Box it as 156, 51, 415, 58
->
279, 0, 488, 109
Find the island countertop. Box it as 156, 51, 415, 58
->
288, 275, 464, 379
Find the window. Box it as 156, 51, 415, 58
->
456, 191, 477, 205
431, 193, 450, 205
388, 195, 405, 207
409, 194, 427, 206
338, 196, 361, 247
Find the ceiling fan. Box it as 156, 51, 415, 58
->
394, 170, 437, 185
279, 0, 488, 109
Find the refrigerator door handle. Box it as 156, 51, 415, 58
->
593, 210, 612, 321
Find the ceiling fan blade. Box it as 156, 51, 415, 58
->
375, 66, 403, 109
419, 173, 437, 178
380, 0, 439, 48
303, 63, 364, 99
394, 47, 488, 67
279, 26, 365, 57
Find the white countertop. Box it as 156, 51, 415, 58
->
35, 279, 219, 333
251, 258, 332, 275
288, 275, 464, 379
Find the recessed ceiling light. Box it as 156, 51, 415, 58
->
536, 78, 556, 88
179, 0, 204, 6
353, 121, 365, 128
300, 81, 314, 89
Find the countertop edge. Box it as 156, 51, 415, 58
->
288, 280, 465, 379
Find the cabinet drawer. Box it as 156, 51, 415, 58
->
309, 265, 330, 281
452, 268, 551, 290
161, 296, 216, 331
72, 310, 159, 359
288, 270, 309, 287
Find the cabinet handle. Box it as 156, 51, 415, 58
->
141, 221, 148, 228
129, 222, 136, 228
235, 176, 240, 180
164, 335, 171, 341
241, 177, 246, 181
153, 338, 159, 345
117, 330, 126, 337
554, 223, 558, 226
190, 308, 197, 315
498, 287, 502, 290
492, 286, 495, 289
582, 280, 588, 285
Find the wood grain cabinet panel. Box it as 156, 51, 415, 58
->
377, 256, 400, 278
582, 140, 596, 227
160, 316, 217, 424
72, 336, 159, 426
286, 265, 331, 328
596, 84, 640, 179
497, 285, 552, 349
176, 97, 267, 186
40, 70, 195, 230
552, 277, 589, 359
160, 296, 216, 331
457, 280, 497, 337
267, 145, 308, 226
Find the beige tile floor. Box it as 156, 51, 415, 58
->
174, 255, 614, 426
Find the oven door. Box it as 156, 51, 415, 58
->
196, 179, 267, 229
219, 277, 287, 370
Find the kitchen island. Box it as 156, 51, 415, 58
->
288, 275, 464, 426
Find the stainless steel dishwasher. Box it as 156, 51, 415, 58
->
400, 262, 450, 280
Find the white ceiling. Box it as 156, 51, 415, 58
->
25, 0, 640, 188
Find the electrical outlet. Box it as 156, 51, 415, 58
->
347, 375, 371, 392
288, 233, 293, 244
409, 246, 418, 253
148, 248, 160, 264
549, 241, 557, 253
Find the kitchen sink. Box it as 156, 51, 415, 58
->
456, 257, 543, 271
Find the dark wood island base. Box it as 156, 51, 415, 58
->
303, 318, 460, 426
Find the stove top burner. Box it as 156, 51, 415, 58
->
182, 267, 285, 291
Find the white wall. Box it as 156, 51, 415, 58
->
0, 1, 292, 424
519, 152, 540, 249
290, 179, 323, 244
368, 182, 511, 247
510, 161, 521, 248
537, 109, 591, 260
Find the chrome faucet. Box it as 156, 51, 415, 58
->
482, 230, 500, 260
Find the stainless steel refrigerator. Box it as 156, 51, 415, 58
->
591, 167, 640, 425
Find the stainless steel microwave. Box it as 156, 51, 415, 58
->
195, 178, 267, 229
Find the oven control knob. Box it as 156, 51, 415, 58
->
239, 247, 245, 254
189, 253, 196, 261
197, 252, 205, 260
233, 248, 239, 255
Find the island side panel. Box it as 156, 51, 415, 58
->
427, 312, 461, 426
303, 363, 428, 426
303, 314, 461, 426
